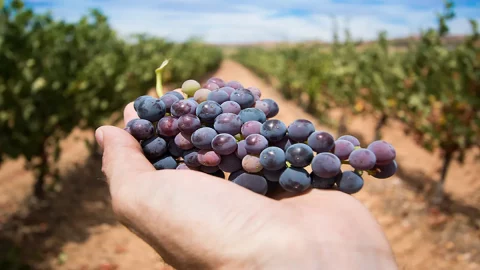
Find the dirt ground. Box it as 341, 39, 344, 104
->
0, 60, 479, 270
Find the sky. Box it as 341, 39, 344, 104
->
23, 0, 480, 44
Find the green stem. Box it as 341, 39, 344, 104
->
341, 160, 350, 165
155, 59, 170, 97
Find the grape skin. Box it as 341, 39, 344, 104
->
211, 134, 238, 155
263, 167, 286, 182
171, 100, 196, 117
241, 121, 262, 138
219, 86, 235, 96
174, 132, 194, 150
214, 113, 242, 135
279, 167, 311, 193
167, 140, 184, 158
157, 116, 180, 138
367, 140, 396, 165
196, 100, 223, 124
337, 171, 364, 194
230, 89, 255, 109
245, 134, 269, 155
152, 155, 178, 170
236, 140, 248, 159
165, 91, 185, 100
228, 169, 246, 181
262, 99, 279, 118
198, 149, 222, 167
247, 87, 262, 100
134, 95, 153, 111
176, 164, 199, 170
285, 143, 314, 168
207, 77, 226, 88
183, 149, 201, 167
218, 154, 242, 173
311, 172, 341, 189
259, 146, 286, 171
210, 169, 226, 179
372, 160, 397, 179
287, 119, 315, 143
260, 119, 287, 142
239, 108, 267, 123
233, 173, 268, 195
203, 82, 220, 91
141, 136, 168, 160
207, 89, 230, 104
333, 140, 355, 160
220, 101, 241, 114
136, 98, 166, 122
348, 149, 377, 170
182, 79, 201, 96
226, 80, 244, 89
254, 100, 270, 116
272, 136, 292, 151
200, 165, 220, 174
128, 119, 155, 140
242, 155, 263, 173
311, 152, 341, 178
193, 88, 211, 103
178, 114, 201, 134
307, 131, 335, 153
337, 135, 360, 147
160, 94, 179, 113
191, 127, 217, 150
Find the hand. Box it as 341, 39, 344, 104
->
94, 103, 398, 270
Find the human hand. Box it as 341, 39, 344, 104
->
94, 103, 398, 270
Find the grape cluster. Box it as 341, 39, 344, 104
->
126, 77, 398, 196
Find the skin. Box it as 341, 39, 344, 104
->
94, 102, 398, 270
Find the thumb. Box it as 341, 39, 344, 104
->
95, 125, 155, 185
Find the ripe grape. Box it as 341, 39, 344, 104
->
183, 149, 201, 167
141, 136, 168, 160
272, 136, 292, 151
219, 86, 235, 96
285, 143, 314, 167
241, 121, 262, 138
218, 154, 242, 173
134, 95, 154, 111
191, 127, 217, 150
193, 88, 211, 103
176, 164, 199, 170
288, 119, 315, 142
152, 155, 177, 170
226, 80, 243, 89
198, 149, 222, 167
211, 134, 237, 155
262, 99, 279, 118
157, 116, 180, 138
279, 167, 311, 193
349, 148, 376, 170
371, 160, 397, 179
128, 119, 155, 140
230, 89, 255, 109
160, 94, 179, 113
136, 98, 166, 122
333, 140, 355, 160
233, 173, 268, 195
263, 167, 286, 182
200, 165, 220, 174
254, 100, 270, 116
196, 100, 223, 124
367, 140, 396, 165
221, 101, 241, 114
242, 155, 263, 173
178, 114, 201, 134
203, 82, 220, 91
207, 77, 226, 88
174, 132, 194, 150
311, 152, 341, 178
207, 89, 230, 104
244, 134, 269, 155
165, 91, 185, 100
337, 171, 364, 194
171, 100, 195, 117
182, 79, 201, 96
259, 146, 286, 170
261, 119, 287, 142
214, 113, 242, 135
236, 140, 248, 159
229, 169, 246, 181
337, 135, 360, 147
167, 140, 184, 158
307, 131, 334, 153
247, 87, 261, 100
311, 173, 341, 189
239, 108, 267, 123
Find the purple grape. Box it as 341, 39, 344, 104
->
207, 77, 226, 88
196, 100, 223, 124
244, 134, 269, 155
176, 163, 199, 170
233, 173, 268, 195
152, 155, 177, 170
311, 152, 341, 178
228, 169, 246, 181
213, 113, 242, 135
157, 116, 180, 138
371, 160, 397, 179
127, 119, 155, 140
174, 132, 194, 150
171, 100, 196, 117
288, 119, 315, 142
285, 143, 313, 168
262, 99, 279, 118
261, 119, 287, 142
247, 87, 261, 100
272, 136, 292, 151
219, 86, 235, 96
198, 149, 221, 166
333, 140, 355, 160
167, 140, 184, 158
307, 131, 334, 153
254, 100, 270, 116
239, 108, 267, 123
226, 80, 243, 89
242, 155, 263, 173
218, 154, 242, 173
311, 172, 341, 189
259, 146, 286, 170
241, 121, 262, 138
263, 167, 286, 182
191, 127, 217, 150
230, 89, 255, 109
136, 98, 166, 122
337, 171, 364, 194
160, 94, 180, 113
349, 149, 377, 170
183, 149, 201, 167
367, 140, 396, 165
203, 82, 220, 90
207, 89, 230, 104
211, 134, 237, 155
134, 95, 154, 111
221, 101, 241, 114
200, 165, 220, 174
236, 140, 248, 159
165, 91, 185, 100
141, 136, 168, 160
178, 114, 201, 134
337, 135, 360, 147
279, 167, 311, 193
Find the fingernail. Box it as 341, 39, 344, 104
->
95, 128, 104, 150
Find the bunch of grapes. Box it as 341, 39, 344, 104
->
125, 64, 397, 196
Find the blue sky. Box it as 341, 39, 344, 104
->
24, 0, 480, 43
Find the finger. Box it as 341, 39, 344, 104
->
124, 102, 138, 127
95, 125, 154, 186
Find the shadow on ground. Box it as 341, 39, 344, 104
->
0, 155, 117, 270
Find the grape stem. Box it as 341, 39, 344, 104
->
341, 160, 350, 165
155, 59, 170, 97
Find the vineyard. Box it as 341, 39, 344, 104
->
1, 0, 480, 269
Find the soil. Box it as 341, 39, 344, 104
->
0, 60, 479, 270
